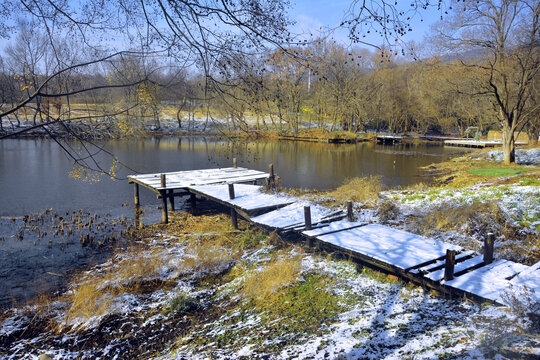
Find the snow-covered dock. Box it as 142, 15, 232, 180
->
128, 165, 270, 223
127, 165, 540, 306
444, 139, 528, 148
188, 184, 294, 217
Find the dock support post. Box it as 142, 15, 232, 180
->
228, 183, 235, 200
233, 158, 237, 168
160, 174, 168, 224
347, 201, 354, 222
269, 163, 275, 189
134, 183, 140, 206
304, 206, 312, 230
135, 206, 142, 229
231, 208, 238, 229
168, 189, 175, 212
190, 193, 197, 215
484, 233, 494, 264
160, 191, 168, 224
444, 249, 456, 281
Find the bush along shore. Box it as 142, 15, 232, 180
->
1, 148, 539, 359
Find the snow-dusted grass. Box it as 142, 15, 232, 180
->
386, 184, 540, 231
1, 212, 538, 359
486, 148, 540, 166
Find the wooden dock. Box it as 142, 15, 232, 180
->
444, 139, 528, 148
128, 164, 270, 224
376, 135, 402, 144
127, 165, 540, 307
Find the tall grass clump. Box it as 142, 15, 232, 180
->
330, 176, 383, 204
241, 257, 301, 304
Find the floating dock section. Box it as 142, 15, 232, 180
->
127, 165, 540, 307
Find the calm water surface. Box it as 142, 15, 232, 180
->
0, 137, 471, 306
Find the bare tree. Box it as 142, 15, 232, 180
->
433, 0, 539, 164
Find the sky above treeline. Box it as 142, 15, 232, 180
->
0, 0, 443, 55
289, 0, 442, 49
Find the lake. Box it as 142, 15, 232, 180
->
0, 136, 471, 306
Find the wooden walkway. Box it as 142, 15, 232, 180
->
444, 139, 528, 148
376, 135, 402, 144
128, 165, 270, 223
127, 166, 540, 307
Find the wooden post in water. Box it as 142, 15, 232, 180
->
484, 233, 494, 264
304, 206, 312, 231
228, 183, 235, 199
231, 208, 238, 229
160, 174, 168, 224
134, 183, 140, 206
233, 157, 237, 168
347, 201, 354, 222
168, 189, 175, 212
269, 163, 275, 189
444, 249, 456, 281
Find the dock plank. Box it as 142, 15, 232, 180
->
128, 167, 269, 192
444, 260, 530, 304
425, 255, 485, 282
314, 224, 462, 270
509, 261, 540, 296
302, 219, 369, 237
188, 184, 295, 213
409, 250, 476, 275
251, 202, 337, 230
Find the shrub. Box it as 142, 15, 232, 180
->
330, 176, 383, 204
241, 257, 301, 304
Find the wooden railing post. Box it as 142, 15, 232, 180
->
160, 174, 168, 224
304, 206, 312, 230
444, 249, 456, 281
231, 208, 238, 229
168, 189, 175, 212
160, 174, 166, 188
228, 183, 235, 199
347, 201, 354, 222
484, 233, 494, 264
233, 157, 237, 168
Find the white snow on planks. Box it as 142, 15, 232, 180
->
444, 259, 532, 305
509, 260, 540, 296
128, 167, 268, 191
251, 202, 337, 229
303, 219, 369, 237
188, 184, 295, 212
306, 224, 463, 270
425, 255, 484, 281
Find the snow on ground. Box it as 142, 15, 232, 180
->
383, 183, 540, 231
1, 227, 538, 359
161, 255, 539, 360
485, 148, 540, 165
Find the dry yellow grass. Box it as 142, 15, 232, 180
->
64, 245, 169, 325
62, 220, 240, 328
241, 257, 301, 304
329, 176, 383, 203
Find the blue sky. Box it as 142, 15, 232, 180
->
289, 0, 441, 49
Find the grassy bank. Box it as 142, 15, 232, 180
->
1, 211, 538, 359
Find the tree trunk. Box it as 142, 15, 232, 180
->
176, 108, 182, 128
502, 120, 516, 165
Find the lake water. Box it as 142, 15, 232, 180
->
0, 137, 471, 306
